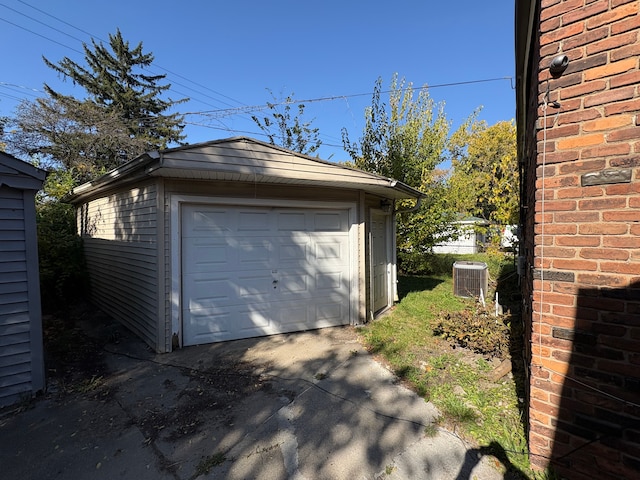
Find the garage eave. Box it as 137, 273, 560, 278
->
147, 165, 422, 200
69, 137, 424, 202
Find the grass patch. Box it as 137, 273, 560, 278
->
360, 253, 536, 478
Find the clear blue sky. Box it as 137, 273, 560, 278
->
1, 0, 515, 162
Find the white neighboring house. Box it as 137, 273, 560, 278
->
432, 216, 489, 255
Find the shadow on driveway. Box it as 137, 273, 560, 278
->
1, 313, 506, 480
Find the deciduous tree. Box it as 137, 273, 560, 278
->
341, 74, 456, 253
447, 120, 518, 226
252, 91, 321, 156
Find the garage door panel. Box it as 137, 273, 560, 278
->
186, 309, 232, 344
276, 212, 307, 230
316, 302, 344, 323
183, 239, 230, 271
238, 211, 270, 231
237, 240, 272, 268
312, 211, 348, 231
188, 209, 231, 234
278, 272, 309, 294
184, 275, 237, 308
182, 204, 352, 346
237, 273, 273, 298
316, 271, 344, 290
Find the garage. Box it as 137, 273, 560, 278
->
71, 137, 423, 352
181, 203, 354, 345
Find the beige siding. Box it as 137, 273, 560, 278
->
0, 187, 35, 405
78, 183, 159, 350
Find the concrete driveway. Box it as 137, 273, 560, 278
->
0, 322, 504, 479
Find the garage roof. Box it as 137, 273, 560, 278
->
70, 137, 424, 202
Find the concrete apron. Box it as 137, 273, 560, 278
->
0, 326, 502, 480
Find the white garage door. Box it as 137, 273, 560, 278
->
182, 204, 352, 345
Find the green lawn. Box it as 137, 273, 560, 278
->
359, 253, 544, 478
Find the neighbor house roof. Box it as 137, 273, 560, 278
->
70, 137, 424, 202
0, 152, 47, 191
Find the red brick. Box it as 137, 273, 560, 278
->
543, 175, 580, 189
560, 79, 608, 100
536, 123, 581, 141
557, 107, 603, 126
581, 248, 631, 260
530, 386, 550, 402
606, 182, 640, 195
607, 126, 640, 141
586, 31, 639, 55
603, 211, 640, 222
563, 1, 610, 25
602, 311, 640, 326
535, 213, 555, 225
539, 223, 579, 234
578, 197, 628, 210
598, 359, 640, 378
580, 223, 629, 235
553, 258, 599, 270
535, 246, 578, 258
577, 273, 629, 287
556, 235, 601, 247
540, 0, 585, 21
601, 261, 640, 274
611, 6, 640, 34
530, 377, 565, 395
529, 420, 556, 438
539, 291, 577, 306
583, 114, 634, 132
558, 159, 607, 174
554, 70, 584, 89
611, 42, 640, 61
557, 186, 604, 198
544, 200, 578, 211
554, 281, 581, 295
557, 133, 606, 150
542, 150, 581, 164
603, 236, 640, 248
604, 98, 640, 115
541, 22, 585, 45
531, 398, 561, 418
610, 155, 640, 167
555, 211, 600, 222
585, 86, 636, 108
530, 430, 552, 449
578, 295, 627, 312
581, 143, 631, 158
587, 2, 640, 29
541, 16, 562, 33
611, 70, 640, 88
563, 26, 610, 51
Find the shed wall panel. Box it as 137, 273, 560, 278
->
0, 186, 33, 405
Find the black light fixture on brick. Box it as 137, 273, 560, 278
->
549, 54, 569, 78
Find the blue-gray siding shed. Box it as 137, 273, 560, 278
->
0, 152, 46, 407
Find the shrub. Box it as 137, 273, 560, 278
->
37, 201, 88, 312
433, 304, 511, 359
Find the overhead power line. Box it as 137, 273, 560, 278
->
186, 77, 514, 120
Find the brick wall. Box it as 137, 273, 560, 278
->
523, 1, 640, 478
